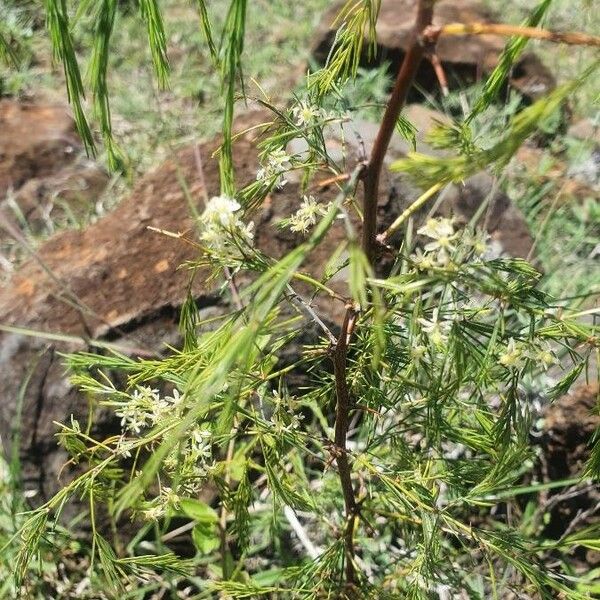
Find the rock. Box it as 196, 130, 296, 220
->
0, 107, 536, 505
0, 100, 78, 193
0, 110, 388, 502
311, 0, 555, 103
0, 100, 109, 236
514, 144, 599, 199
543, 383, 599, 480
568, 118, 600, 146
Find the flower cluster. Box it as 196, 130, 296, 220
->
282, 195, 330, 235
256, 148, 293, 188
291, 98, 350, 128
499, 338, 558, 371
292, 99, 324, 127
162, 425, 214, 496
115, 386, 165, 434
114, 385, 214, 515
412, 217, 489, 268
140, 485, 182, 521
114, 387, 185, 434
198, 195, 254, 255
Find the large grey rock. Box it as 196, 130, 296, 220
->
0, 107, 535, 507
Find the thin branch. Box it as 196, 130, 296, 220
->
283, 505, 321, 559
285, 285, 338, 346
426, 22, 600, 48
559, 499, 600, 542
428, 52, 449, 97
378, 182, 444, 243
332, 303, 359, 585
361, 0, 436, 265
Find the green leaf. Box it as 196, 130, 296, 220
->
192, 522, 220, 555
179, 497, 219, 523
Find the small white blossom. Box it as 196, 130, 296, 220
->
199, 195, 241, 227
409, 344, 428, 366
165, 388, 184, 406
416, 217, 458, 266
189, 428, 212, 460
411, 248, 435, 270
198, 195, 254, 254
499, 338, 525, 369
292, 100, 323, 126
461, 229, 489, 256
524, 340, 558, 370
115, 386, 161, 434
142, 503, 164, 521
411, 345, 427, 359
115, 435, 134, 458
418, 308, 451, 347
418, 217, 455, 243
160, 486, 180, 509
256, 149, 292, 188
285, 195, 329, 234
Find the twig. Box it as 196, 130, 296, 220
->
283, 505, 321, 559
559, 499, 600, 542
285, 285, 338, 346
425, 22, 600, 48
316, 173, 351, 189
428, 52, 449, 97
361, 0, 436, 264
332, 303, 359, 585
378, 182, 444, 243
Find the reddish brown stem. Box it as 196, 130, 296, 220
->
428, 52, 449, 97
332, 304, 359, 585
362, 0, 435, 264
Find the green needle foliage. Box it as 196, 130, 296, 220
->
6, 0, 600, 598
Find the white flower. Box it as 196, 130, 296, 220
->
142, 503, 164, 521
165, 388, 184, 405
499, 338, 525, 369
292, 100, 322, 126
418, 217, 455, 241
256, 149, 292, 189
410, 344, 428, 365
160, 486, 180, 509
199, 195, 241, 228
267, 149, 292, 170
414, 217, 459, 266
115, 435, 134, 458
462, 229, 489, 256
418, 217, 457, 254
198, 195, 254, 254
524, 340, 558, 370
418, 308, 451, 347
285, 195, 329, 234
115, 386, 161, 434
411, 248, 435, 270
189, 428, 212, 460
